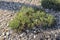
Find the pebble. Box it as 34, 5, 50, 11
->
33, 35, 37, 39
20, 32, 26, 37
6, 32, 10, 36
2, 32, 6, 36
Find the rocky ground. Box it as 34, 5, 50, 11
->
0, 0, 60, 40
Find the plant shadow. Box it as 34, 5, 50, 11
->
0, 1, 40, 11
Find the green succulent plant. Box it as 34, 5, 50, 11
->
9, 6, 55, 32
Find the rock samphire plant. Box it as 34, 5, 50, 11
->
41, 0, 60, 10
9, 6, 55, 32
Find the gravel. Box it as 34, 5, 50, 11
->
0, 0, 60, 40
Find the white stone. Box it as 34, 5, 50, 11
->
34, 35, 37, 38
6, 32, 10, 36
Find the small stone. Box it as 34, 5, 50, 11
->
6, 32, 10, 36
33, 31, 37, 34
26, 30, 29, 33
44, 34, 50, 38
51, 31, 55, 34
20, 32, 26, 37
2, 32, 6, 36
34, 35, 37, 39
4, 36, 7, 38
55, 34, 57, 37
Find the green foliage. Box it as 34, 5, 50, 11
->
41, 0, 60, 10
9, 6, 55, 32
9, 19, 19, 29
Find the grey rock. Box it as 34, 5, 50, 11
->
20, 32, 26, 37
